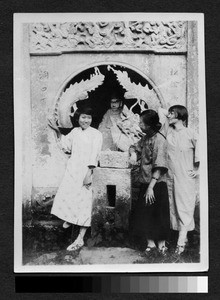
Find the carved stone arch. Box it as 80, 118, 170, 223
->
52, 61, 165, 129
92, 61, 166, 107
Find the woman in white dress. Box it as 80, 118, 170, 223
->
49, 107, 103, 251
159, 105, 199, 255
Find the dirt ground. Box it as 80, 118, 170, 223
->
23, 203, 200, 266
24, 230, 200, 266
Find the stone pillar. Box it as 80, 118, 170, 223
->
187, 21, 199, 132
92, 152, 131, 242
20, 24, 32, 217
186, 21, 200, 217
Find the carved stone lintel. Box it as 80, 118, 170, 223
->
30, 21, 187, 54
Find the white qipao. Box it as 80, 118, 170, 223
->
167, 126, 199, 231
158, 107, 199, 232
51, 126, 103, 227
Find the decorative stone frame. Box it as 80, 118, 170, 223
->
22, 20, 199, 213
52, 61, 166, 130
30, 21, 187, 54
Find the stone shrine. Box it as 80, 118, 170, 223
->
20, 20, 199, 243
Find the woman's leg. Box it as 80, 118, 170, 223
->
175, 229, 188, 254
178, 229, 188, 245
67, 226, 88, 251
158, 240, 165, 249
158, 240, 168, 254
145, 239, 156, 252
76, 227, 88, 243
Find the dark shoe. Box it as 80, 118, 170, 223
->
158, 245, 168, 256
144, 246, 157, 254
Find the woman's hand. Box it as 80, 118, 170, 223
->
129, 152, 137, 165
83, 170, 92, 189
188, 170, 199, 178
48, 118, 61, 139
145, 187, 155, 205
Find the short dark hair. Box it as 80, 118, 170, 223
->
71, 106, 93, 126
140, 109, 161, 131
168, 105, 188, 127
77, 106, 93, 117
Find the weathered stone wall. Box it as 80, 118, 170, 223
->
30, 53, 187, 198
18, 19, 200, 251
22, 21, 198, 222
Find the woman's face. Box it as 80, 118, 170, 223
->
139, 116, 149, 133
110, 98, 121, 111
78, 114, 92, 130
168, 110, 178, 125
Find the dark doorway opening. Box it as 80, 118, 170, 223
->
62, 64, 152, 133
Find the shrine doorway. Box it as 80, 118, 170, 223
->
53, 62, 165, 134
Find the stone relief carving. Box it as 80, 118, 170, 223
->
38, 66, 49, 81
108, 65, 162, 111
105, 66, 163, 151
50, 65, 163, 152
54, 67, 105, 128
30, 21, 187, 54
111, 105, 144, 152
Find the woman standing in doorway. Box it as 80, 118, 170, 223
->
49, 106, 103, 251
159, 105, 199, 255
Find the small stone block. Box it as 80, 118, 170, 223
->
99, 151, 129, 169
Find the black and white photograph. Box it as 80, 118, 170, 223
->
14, 13, 208, 273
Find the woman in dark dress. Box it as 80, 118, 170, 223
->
129, 109, 170, 254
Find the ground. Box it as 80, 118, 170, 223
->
23, 222, 200, 266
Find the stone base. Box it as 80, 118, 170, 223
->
92, 167, 131, 241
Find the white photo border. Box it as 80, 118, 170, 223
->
14, 12, 208, 273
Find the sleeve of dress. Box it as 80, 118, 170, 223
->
158, 107, 169, 136
88, 130, 103, 167
152, 134, 168, 174
192, 130, 199, 163
129, 138, 143, 160
59, 129, 74, 153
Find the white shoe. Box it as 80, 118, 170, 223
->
67, 241, 84, 251
63, 221, 71, 229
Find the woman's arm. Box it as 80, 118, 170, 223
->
145, 169, 161, 205
83, 131, 103, 189
129, 139, 143, 165
48, 118, 62, 140
83, 167, 94, 189
189, 130, 200, 178
158, 107, 169, 136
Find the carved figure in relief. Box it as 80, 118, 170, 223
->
98, 96, 124, 151
54, 67, 105, 128
107, 65, 160, 110
98, 96, 144, 152
50, 65, 163, 153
